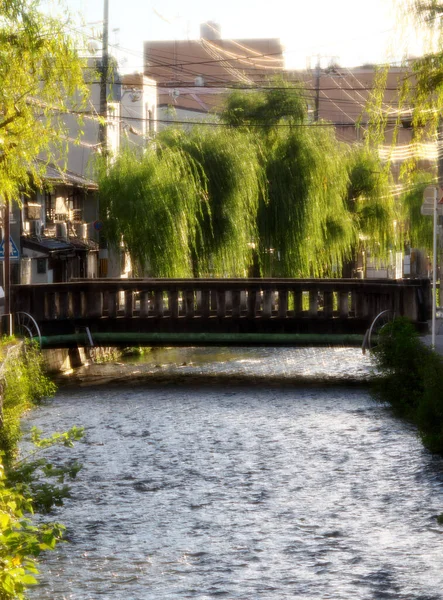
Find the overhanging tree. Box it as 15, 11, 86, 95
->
0, 0, 88, 202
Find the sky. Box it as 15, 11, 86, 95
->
48, 0, 424, 74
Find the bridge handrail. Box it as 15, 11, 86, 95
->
11, 277, 431, 327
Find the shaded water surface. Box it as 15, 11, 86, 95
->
25, 347, 443, 599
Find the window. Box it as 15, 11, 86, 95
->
36, 258, 47, 274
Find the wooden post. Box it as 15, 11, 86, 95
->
231, 289, 241, 318
217, 290, 226, 317
294, 290, 303, 316
185, 290, 195, 317
139, 291, 150, 318
47, 292, 58, 319
201, 289, 210, 318
309, 290, 318, 317
86, 290, 103, 319
263, 289, 272, 318
278, 289, 288, 318
72, 291, 83, 318
155, 290, 164, 317
170, 290, 179, 318
58, 291, 70, 319
323, 291, 333, 318
338, 291, 349, 318
107, 291, 118, 318
247, 289, 257, 317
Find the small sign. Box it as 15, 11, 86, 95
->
0, 236, 19, 259
93, 220, 103, 231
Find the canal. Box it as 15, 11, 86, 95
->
24, 347, 443, 599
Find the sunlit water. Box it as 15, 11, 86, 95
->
24, 347, 443, 599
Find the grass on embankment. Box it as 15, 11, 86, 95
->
371, 318, 443, 454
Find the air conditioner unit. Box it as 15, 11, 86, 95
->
75, 222, 88, 239
55, 221, 68, 240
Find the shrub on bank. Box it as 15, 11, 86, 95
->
0, 342, 56, 467
0, 340, 82, 599
372, 318, 443, 453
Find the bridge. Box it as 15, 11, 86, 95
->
11, 278, 431, 348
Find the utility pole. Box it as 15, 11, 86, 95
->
99, 0, 109, 154
314, 55, 321, 122
438, 121, 443, 311
2, 200, 12, 335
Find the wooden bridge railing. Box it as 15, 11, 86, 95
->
11, 278, 430, 330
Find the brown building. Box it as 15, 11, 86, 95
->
144, 24, 284, 122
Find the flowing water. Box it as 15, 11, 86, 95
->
24, 347, 443, 600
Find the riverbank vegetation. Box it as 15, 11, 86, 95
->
372, 318, 443, 454
0, 340, 83, 598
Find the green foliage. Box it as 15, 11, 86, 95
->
260, 124, 355, 276
159, 126, 262, 276
346, 146, 395, 256
0, 424, 83, 600
98, 144, 203, 277
399, 170, 434, 250
99, 82, 398, 278
221, 79, 307, 133
372, 318, 443, 453
0, 341, 84, 598
0, 455, 65, 600
0, 342, 56, 467
0, 0, 89, 202
7, 426, 84, 513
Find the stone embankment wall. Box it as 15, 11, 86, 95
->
42, 346, 122, 373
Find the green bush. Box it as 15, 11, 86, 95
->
372, 318, 443, 452
0, 342, 56, 467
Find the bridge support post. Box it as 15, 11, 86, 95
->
170, 291, 179, 318
201, 290, 210, 318
309, 290, 318, 317
140, 291, 150, 318
338, 291, 349, 318
107, 292, 118, 318
294, 290, 303, 316
155, 291, 164, 317
231, 290, 241, 318
278, 289, 288, 317
86, 291, 103, 319
324, 291, 333, 318
263, 289, 272, 318
185, 290, 195, 317
217, 290, 226, 317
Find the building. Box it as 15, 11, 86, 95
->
1, 57, 158, 286
144, 24, 284, 124
15, 164, 99, 284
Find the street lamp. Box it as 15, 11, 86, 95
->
421, 185, 443, 347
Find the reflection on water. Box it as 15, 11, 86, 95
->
26, 347, 443, 599
59, 346, 374, 387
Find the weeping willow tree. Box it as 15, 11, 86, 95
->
398, 170, 435, 249
99, 81, 395, 278
343, 146, 396, 274
158, 126, 263, 276
97, 145, 204, 277
222, 81, 357, 277
365, 1, 443, 254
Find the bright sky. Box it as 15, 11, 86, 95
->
50, 0, 424, 73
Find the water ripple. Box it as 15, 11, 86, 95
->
24, 347, 443, 599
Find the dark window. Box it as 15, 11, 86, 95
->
36, 258, 47, 274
